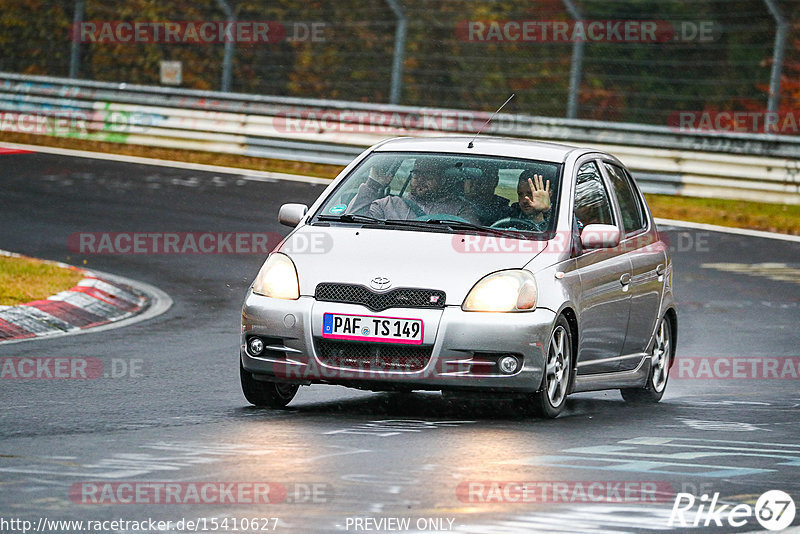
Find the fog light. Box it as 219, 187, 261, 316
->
498, 355, 519, 374
248, 337, 265, 356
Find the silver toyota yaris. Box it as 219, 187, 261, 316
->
240, 137, 676, 417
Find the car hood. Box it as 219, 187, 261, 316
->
278, 225, 549, 305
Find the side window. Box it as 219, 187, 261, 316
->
574, 161, 614, 227
604, 163, 646, 235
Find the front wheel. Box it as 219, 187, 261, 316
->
621, 316, 673, 403
528, 315, 572, 418
240, 361, 299, 408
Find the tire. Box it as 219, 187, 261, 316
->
529, 315, 573, 418
621, 316, 673, 403
240, 361, 299, 408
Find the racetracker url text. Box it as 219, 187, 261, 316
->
0, 516, 280, 533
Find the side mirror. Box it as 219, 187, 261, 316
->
580, 224, 621, 249
278, 203, 308, 227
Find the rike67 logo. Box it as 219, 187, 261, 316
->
669, 490, 796, 531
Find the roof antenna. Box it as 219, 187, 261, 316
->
468, 93, 515, 149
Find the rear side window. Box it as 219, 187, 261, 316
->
574, 161, 614, 226
604, 163, 646, 235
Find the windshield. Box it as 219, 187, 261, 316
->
314, 151, 562, 235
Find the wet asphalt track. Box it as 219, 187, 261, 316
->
1, 151, 799, 534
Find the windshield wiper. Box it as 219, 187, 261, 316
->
318, 215, 448, 231
317, 214, 385, 224
420, 218, 529, 238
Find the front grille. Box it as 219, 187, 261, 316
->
315, 283, 445, 312
315, 339, 432, 372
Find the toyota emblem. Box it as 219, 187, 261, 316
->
370, 277, 391, 290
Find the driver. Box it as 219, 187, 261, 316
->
348, 158, 480, 224
506, 170, 552, 230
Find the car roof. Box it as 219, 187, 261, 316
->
372, 136, 587, 163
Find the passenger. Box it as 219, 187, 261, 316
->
348, 158, 480, 224
508, 170, 552, 230
463, 168, 512, 225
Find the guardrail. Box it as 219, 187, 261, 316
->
1, 72, 798, 204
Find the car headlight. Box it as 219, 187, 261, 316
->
252, 253, 299, 299
462, 270, 537, 312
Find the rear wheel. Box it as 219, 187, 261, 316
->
240, 361, 299, 408
621, 316, 673, 403
529, 315, 572, 418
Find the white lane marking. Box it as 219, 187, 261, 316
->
503, 436, 800, 478
678, 419, 768, 432
623, 436, 800, 449
0, 141, 333, 185
701, 262, 800, 285
655, 217, 800, 243
326, 419, 476, 437
682, 400, 773, 406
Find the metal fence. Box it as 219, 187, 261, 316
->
1, 72, 798, 204
0, 0, 796, 127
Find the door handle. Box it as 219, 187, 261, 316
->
620, 273, 632, 286
655, 264, 665, 276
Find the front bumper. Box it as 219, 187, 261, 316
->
240, 290, 556, 392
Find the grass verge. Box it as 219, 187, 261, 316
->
644, 194, 800, 236
0, 254, 84, 306
2, 134, 799, 235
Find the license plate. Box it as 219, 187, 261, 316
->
322, 313, 423, 345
